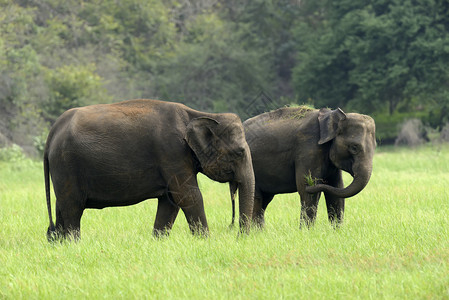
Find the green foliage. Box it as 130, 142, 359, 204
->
33, 129, 49, 157
374, 110, 428, 144
304, 170, 318, 186
293, 0, 449, 117
0, 144, 26, 162
1, 147, 449, 298
154, 11, 273, 112
43, 64, 110, 120
2, 0, 449, 148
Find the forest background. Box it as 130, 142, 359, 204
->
1, 0, 449, 155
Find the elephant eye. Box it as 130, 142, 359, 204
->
348, 144, 359, 155
233, 147, 245, 157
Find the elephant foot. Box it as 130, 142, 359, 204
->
188, 224, 209, 237
299, 217, 316, 229
329, 219, 344, 229
251, 217, 265, 230
47, 229, 80, 243
152, 228, 172, 239
47, 226, 59, 242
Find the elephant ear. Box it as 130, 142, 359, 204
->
185, 117, 220, 166
318, 108, 347, 144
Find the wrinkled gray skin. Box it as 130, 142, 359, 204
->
44, 99, 255, 241
230, 107, 376, 227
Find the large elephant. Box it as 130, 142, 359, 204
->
44, 99, 255, 240
230, 106, 375, 227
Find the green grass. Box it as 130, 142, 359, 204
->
1, 145, 449, 299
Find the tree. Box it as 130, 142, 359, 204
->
153, 10, 273, 114
293, 0, 449, 115
43, 64, 110, 121
220, 0, 302, 100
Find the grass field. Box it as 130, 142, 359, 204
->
1, 145, 449, 299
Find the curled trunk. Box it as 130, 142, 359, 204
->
305, 163, 372, 198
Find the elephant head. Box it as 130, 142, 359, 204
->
306, 108, 376, 198
185, 116, 255, 232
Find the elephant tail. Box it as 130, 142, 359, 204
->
44, 151, 56, 240
229, 182, 238, 228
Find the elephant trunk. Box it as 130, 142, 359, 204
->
229, 181, 238, 227
305, 160, 372, 198
234, 153, 255, 233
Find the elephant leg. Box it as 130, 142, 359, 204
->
252, 188, 274, 228
298, 191, 321, 227
324, 172, 345, 225
181, 195, 208, 236
54, 192, 84, 241
262, 194, 274, 211
297, 170, 321, 228
325, 195, 345, 226
153, 192, 180, 237
252, 188, 264, 227
167, 174, 209, 236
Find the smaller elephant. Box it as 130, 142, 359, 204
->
44, 99, 255, 240
230, 106, 376, 227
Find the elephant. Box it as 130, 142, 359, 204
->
44, 99, 255, 240
230, 106, 376, 227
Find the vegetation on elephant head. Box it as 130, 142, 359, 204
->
247, 105, 315, 128
281, 105, 315, 120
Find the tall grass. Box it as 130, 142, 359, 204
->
1, 145, 448, 299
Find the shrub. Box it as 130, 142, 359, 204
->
0, 144, 26, 162
0, 132, 10, 147
33, 130, 49, 157
43, 64, 111, 122
373, 111, 428, 145
394, 119, 427, 147
440, 123, 449, 143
